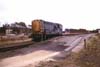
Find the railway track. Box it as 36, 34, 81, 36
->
0, 34, 92, 52
0, 43, 32, 52
46, 36, 84, 60
0, 35, 66, 52
50, 34, 94, 60
0, 34, 86, 52
0, 34, 94, 67
0, 34, 85, 52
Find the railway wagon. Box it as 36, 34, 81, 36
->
32, 19, 62, 41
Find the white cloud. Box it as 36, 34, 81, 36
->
0, 0, 100, 30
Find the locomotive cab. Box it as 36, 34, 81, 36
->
32, 20, 44, 41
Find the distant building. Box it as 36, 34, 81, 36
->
96, 29, 100, 33
0, 24, 11, 35
11, 23, 31, 34
6, 28, 12, 34
98, 30, 100, 33
0, 23, 32, 35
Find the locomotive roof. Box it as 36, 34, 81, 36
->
32, 19, 62, 26
41, 19, 62, 25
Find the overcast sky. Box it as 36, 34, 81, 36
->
0, 0, 100, 30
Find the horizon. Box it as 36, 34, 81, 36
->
0, 20, 99, 31
0, 0, 100, 30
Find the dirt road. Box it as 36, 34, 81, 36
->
0, 34, 94, 67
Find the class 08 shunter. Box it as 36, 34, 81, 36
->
32, 19, 63, 41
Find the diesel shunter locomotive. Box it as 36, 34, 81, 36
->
32, 19, 63, 41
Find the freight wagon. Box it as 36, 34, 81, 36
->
32, 19, 63, 41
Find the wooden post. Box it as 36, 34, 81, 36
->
84, 39, 87, 49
